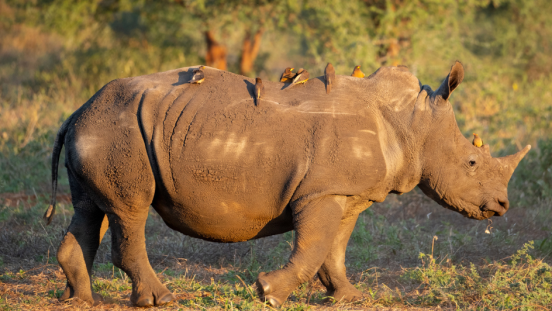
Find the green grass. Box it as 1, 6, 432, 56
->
401, 242, 552, 309
2, 189, 552, 309
3, 243, 551, 309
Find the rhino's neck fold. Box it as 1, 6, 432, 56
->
370, 94, 428, 199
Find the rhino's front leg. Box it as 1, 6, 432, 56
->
256, 196, 345, 307
317, 212, 364, 302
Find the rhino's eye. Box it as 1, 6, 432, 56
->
469, 160, 476, 166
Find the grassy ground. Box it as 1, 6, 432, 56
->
1, 188, 552, 310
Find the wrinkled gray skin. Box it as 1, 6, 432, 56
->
46, 62, 530, 307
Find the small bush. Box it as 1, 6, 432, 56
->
401, 241, 552, 309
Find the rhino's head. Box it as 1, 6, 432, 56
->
416, 62, 530, 220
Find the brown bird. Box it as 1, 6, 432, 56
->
325, 63, 335, 94
291, 68, 309, 85
189, 66, 205, 84
472, 133, 483, 147
254, 77, 264, 106
351, 65, 365, 78
280, 67, 295, 83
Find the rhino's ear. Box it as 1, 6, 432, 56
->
434, 61, 464, 101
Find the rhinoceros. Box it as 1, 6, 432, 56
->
45, 61, 530, 307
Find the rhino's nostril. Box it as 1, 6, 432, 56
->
498, 199, 509, 211
481, 199, 509, 217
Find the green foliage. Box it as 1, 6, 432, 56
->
263, 230, 294, 269
535, 236, 552, 257
47, 289, 64, 299
348, 212, 378, 265
401, 241, 552, 309
509, 138, 552, 202
93, 278, 132, 294
0, 130, 61, 193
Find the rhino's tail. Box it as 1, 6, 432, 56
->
43, 117, 71, 225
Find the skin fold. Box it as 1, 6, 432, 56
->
48, 63, 530, 307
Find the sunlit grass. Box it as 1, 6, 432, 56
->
2, 242, 551, 309
2, 192, 552, 309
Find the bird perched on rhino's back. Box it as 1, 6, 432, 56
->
325, 63, 335, 94
189, 66, 205, 84
351, 65, 365, 78
291, 68, 309, 86
254, 77, 264, 107
472, 133, 483, 147
280, 67, 295, 83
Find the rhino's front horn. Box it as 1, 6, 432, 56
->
497, 145, 531, 181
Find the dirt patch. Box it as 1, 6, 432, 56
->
0, 192, 72, 208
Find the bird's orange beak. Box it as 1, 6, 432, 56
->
291, 68, 294, 71
473, 133, 476, 135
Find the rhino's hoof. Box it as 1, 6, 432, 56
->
134, 296, 154, 307
256, 272, 272, 295
58, 286, 99, 306
156, 292, 175, 305
325, 286, 364, 303
256, 272, 288, 307
264, 295, 282, 308
58, 287, 72, 302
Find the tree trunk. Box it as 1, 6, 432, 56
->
205, 30, 227, 70
239, 28, 264, 76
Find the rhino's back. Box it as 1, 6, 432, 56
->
136, 67, 385, 202
68, 66, 391, 241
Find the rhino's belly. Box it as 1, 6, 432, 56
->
150, 127, 307, 242
151, 196, 294, 242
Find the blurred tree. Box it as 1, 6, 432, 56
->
204, 30, 227, 70
1, 0, 551, 150
239, 28, 264, 75
172, 0, 293, 75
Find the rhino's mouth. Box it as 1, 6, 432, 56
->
479, 209, 495, 219
480, 199, 509, 217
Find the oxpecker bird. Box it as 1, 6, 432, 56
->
291, 68, 309, 86
189, 66, 205, 84
255, 77, 264, 106
324, 63, 335, 94
280, 67, 295, 83
472, 133, 483, 147
351, 65, 365, 78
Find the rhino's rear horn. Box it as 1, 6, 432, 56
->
482, 144, 491, 155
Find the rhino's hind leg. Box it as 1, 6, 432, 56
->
107, 212, 175, 307
256, 196, 345, 307
317, 213, 364, 302
57, 176, 109, 305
